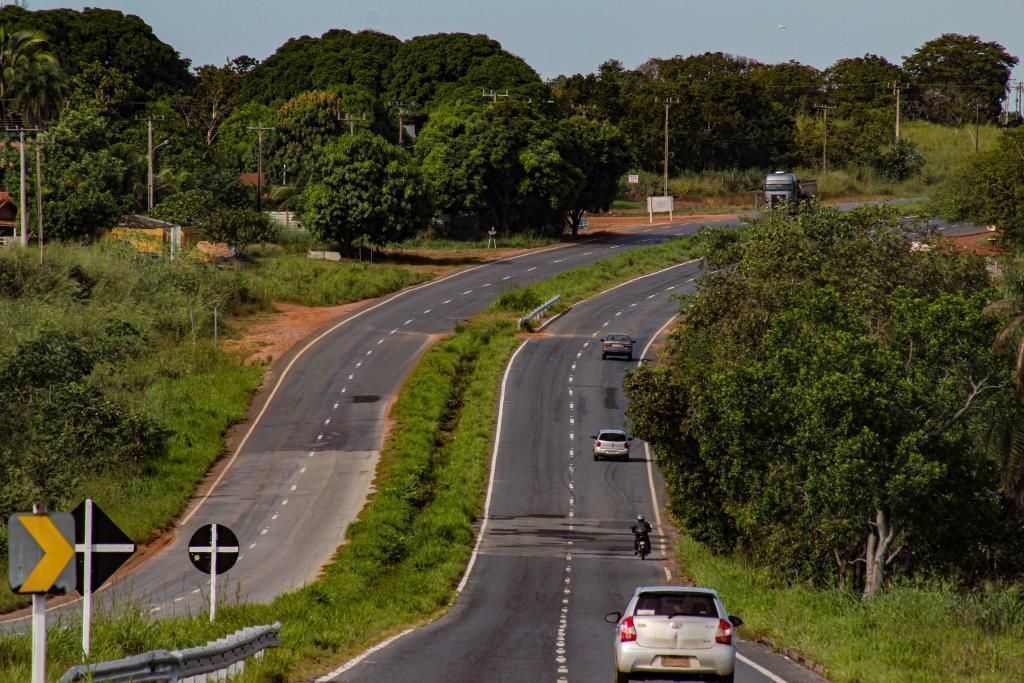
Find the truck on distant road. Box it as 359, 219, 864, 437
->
763, 171, 816, 211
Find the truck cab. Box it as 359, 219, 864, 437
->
763, 171, 816, 211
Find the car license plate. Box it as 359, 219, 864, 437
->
661, 656, 691, 667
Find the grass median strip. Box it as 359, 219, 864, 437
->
0, 231, 704, 681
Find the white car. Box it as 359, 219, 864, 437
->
606, 586, 743, 683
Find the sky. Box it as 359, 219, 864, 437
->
26, 0, 1024, 83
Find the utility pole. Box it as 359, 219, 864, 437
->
657, 97, 680, 197
815, 104, 836, 174
481, 89, 510, 104
246, 122, 275, 212
35, 133, 51, 265
340, 112, 367, 135
975, 102, 981, 152
890, 81, 904, 141
387, 101, 417, 146
5, 124, 38, 247
142, 116, 165, 211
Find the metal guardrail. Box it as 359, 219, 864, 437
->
518, 295, 561, 328
60, 622, 281, 683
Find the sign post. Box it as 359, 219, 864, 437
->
71, 499, 136, 657
188, 524, 239, 622
8, 505, 76, 683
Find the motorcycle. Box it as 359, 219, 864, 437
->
633, 530, 651, 560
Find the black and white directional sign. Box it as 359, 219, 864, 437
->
71, 499, 135, 594
188, 524, 239, 575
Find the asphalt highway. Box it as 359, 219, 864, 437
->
329, 258, 825, 682
0, 215, 733, 630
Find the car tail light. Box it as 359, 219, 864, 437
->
619, 616, 637, 642
624, 344, 631, 349
595, 440, 602, 447
715, 619, 733, 645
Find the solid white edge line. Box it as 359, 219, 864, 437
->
736, 653, 791, 683
178, 242, 571, 528
639, 315, 678, 584
315, 627, 418, 682
457, 340, 530, 593
316, 340, 531, 682
587, 258, 701, 302
637, 317, 791, 683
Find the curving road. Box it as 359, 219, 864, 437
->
2, 216, 736, 629
329, 260, 826, 682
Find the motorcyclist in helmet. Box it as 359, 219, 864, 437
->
631, 514, 653, 556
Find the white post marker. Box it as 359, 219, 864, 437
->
82, 498, 92, 657
210, 524, 217, 622
33, 593, 45, 683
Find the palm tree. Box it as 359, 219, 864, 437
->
0, 27, 64, 127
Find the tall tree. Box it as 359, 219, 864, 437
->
300, 132, 429, 252
556, 115, 631, 235
625, 206, 1012, 596
824, 54, 902, 119
903, 33, 1017, 125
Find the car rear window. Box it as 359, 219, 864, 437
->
598, 432, 626, 442
633, 592, 719, 618
606, 335, 629, 342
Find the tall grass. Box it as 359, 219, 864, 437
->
677, 536, 1024, 682
244, 255, 432, 307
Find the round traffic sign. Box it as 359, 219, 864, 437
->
187, 524, 239, 575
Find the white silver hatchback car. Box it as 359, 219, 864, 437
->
606, 586, 743, 683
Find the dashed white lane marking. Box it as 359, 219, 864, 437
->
687, 277, 696, 282
291, 484, 297, 491
583, 342, 589, 347
333, 402, 339, 410
404, 319, 413, 325
317, 434, 324, 441
377, 339, 384, 345
462, 290, 473, 295
591, 332, 598, 337
666, 285, 676, 291
356, 362, 363, 367
341, 387, 347, 393
609, 245, 620, 249
300, 466, 307, 473
390, 329, 398, 335
423, 309, 432, 314
615, 311, 622, 316
583, 251, 593, 255
528, 267, 537, 272
601, 321, 609, 327
260, 528, 268, 535
366, 349, 373, 356
502, 276, 512, 280
443, 299, 452, 304
482, 283, 492, 287
272, 513, 279, 521
675, 232, 685, 236
174, 596, 183, 602
249, 543, 257, 549
324, 418, 331, 425
282, 499, 288, 505
642, 238, 653, 242
630, 303, 637, 307
647, 294, 657, 299
150, 606, 161, 613
191, 588, 200, 594
348, 374, 354, 380
553, 258, 565, 263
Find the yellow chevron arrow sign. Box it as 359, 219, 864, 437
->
7, 512, 76, 595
